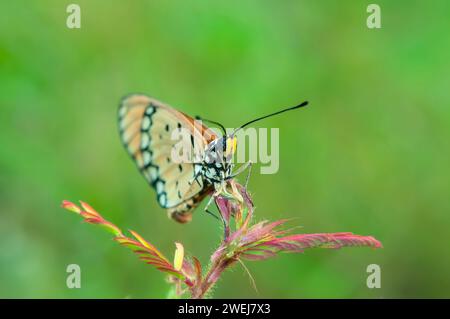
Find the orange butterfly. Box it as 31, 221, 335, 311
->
118, 94, 308, 223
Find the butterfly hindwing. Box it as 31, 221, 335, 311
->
118, 94, 216, 222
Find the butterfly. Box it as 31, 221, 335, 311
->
118, 94, 308, 223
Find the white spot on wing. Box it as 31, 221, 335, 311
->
159, 193, 167, 206
149, 167, 158, 180
143, 151, 152, 165
141, 133, 150, 149
156, 181, 164, 194
119, 117, 128, 131
142, 116, 151, 131
119, 106, 127, 118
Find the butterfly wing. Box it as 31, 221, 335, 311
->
118, 94, 216, 223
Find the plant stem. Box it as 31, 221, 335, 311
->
191, 257, 237, 299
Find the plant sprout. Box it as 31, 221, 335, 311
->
62, 180, 381, 298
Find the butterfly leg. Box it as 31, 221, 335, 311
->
204, 193, 220, 220
206, 207, 227, 239
205, 208, 221, 221
192, 163, 203, 187
228, 160, 253, 186
204, 190, 228, 238
244, 161, 253, 189
194, 174, 202, 187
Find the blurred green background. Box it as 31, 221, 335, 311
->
1, 0, 449, 298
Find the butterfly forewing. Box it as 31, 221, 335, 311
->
118, 94, 216, 222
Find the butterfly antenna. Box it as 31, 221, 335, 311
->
233, 101, 309, 135
195, 116, 227, 135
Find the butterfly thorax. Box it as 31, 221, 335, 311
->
196, 136, 235, 186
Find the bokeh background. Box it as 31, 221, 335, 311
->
1, 0, 449, 298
